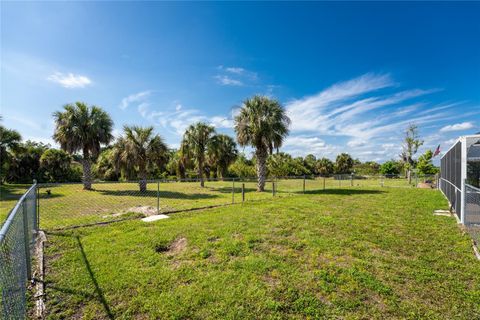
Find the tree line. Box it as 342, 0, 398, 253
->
0, 97, 439, 191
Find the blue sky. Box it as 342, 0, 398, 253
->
1, 2, 479, 163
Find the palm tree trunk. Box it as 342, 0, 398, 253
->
256, 148, 267, 192
199, 160, 204, 187
219, 167, 225, 181
139, 167, 147, 192
81, 159, 92, 190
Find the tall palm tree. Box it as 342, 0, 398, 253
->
207, 134, 238, 180
112, 126, 168, 192
53, 102, 113, 190
181, 122, 215, 187
234, 95, 290, 191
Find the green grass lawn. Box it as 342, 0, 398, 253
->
42, 187, 480, 319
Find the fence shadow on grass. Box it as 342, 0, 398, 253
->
45, 231, 114, 319
0, 184, 29, 200
208, 186, 260, 194
93, 189, 220, 200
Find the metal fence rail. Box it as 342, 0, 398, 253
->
0, 182, 38, 319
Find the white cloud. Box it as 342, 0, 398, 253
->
347, 139, 366, 147
210, 116, 234, 129
47, 72, 92, 88
225, 67, 245, 74
382, 143, 396, 149
137, 103, 150, 118
215, 66, 258, 86
282, 135, 338, 158
138, 102, 234, 136
286, 73, 395, 132
119, 91, 151, 110
440, 122, 474, 132
279, 72, 470, 162
214, 75, 243, 86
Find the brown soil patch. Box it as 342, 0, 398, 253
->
417, 182, 433, 189
156, 237, 188, 255
169, 237, 187, 254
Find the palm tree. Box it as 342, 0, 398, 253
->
234, 95, 290, 191
112, 126, 168, 192
0, 119, 22, 184
316, 158, 334, 176
207, 134, 238, 180
53, 102, 113, 190
181, 122, 215, 187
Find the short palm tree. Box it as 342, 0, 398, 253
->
235, 95, 290, 191
0, 120, 22, 184
207, 134, 238, 180
112, 126, 168, 192
181, 122, 215, 187
53, 102, 113, 190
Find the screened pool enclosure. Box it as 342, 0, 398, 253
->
440, 134, 480, 224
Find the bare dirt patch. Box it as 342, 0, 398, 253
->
155, 237, 188, 255
417, 182, 433, 189
169, 237, 187, 254
103, 205, 170, 218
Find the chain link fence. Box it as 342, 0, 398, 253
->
35, 174, 436, 231
0, 182, 38, 319
465, 183, 480, 246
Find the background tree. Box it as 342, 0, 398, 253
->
380, 160, 401, 176
53, 102, 113, 189
207, 134, 238, 180
303, 154, 317, 174
181, 122, 215, 187
316, 158, 334, 176
112, 126, 168, 192
6, 141, 49, 183
400, 124, 424, 183
334, 153, 354, 174
0, 122, 22, 183
93, 148, 119, 181
234, 95, 290, 191
353, 161, 380, 176
40, 149, 74, 182
267, 152, 292, 177
228, 153, 256, 178
417, 150, 439, 175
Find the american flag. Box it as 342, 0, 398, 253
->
433, 144, 441, 157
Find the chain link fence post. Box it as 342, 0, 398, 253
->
157, 180, 160, 215
35, 181, 40, 231
303, 175, 306, 194
323, 176, 326, 191
232, 178, 235, 204
242, 183, 245, 203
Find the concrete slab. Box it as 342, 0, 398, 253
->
142, 214, 170, 222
